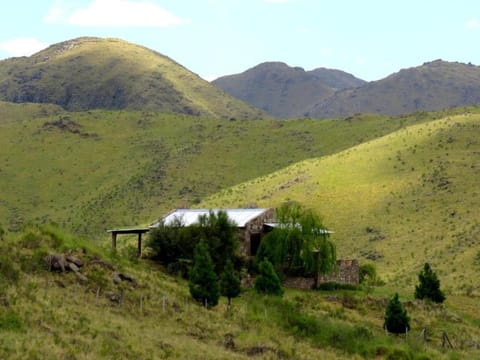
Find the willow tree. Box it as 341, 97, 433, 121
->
256, 201, 336, 278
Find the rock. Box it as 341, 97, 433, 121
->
44, 254, 67, 272
112, 272, 122, 284
68, 262, 80, 272
118, 273, 136, 284
66, 255, 83, 267
90, 258, 115, 270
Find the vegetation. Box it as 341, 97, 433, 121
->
0, 37, 265, 119
220, 258, 241, 306
0, 103, 431, 239
0, 225, 479, 358
202, 108, 480, 293
188, 240, 220, 307
414, 262, 446, 303
254, 259, 284, 296
148, 210, 238, 274
256, 202, 335, 278
384, 293, 410, 335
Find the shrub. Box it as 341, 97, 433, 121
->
188, 240, 219, 307
384, 293, 410, 334
220, 258, 241, 305
414, 263, 445, 303
254, 259, 283, 296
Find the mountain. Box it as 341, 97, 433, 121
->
0, 37, 265, 119
308, 67, 367, 90
307, 60, 480, 118
212, 62, 364, 118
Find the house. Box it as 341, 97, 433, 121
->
151, 208, 276, 257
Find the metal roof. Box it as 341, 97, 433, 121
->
151, 208, 271, 228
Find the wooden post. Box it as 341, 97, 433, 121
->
137, 232, 142, 257
111, 232, 117, 250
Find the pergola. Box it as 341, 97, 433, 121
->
107, 227, 150, 257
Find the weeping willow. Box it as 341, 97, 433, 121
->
256, 201, 336, 276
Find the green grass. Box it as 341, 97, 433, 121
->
1, 225, 479, 359
201, 109, 480, 292
0, 37, 265, 120
0, 104, 449, 238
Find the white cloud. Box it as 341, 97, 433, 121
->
0, 37, 48, 57
66, 0, 188, 27
466, 18, 479, 30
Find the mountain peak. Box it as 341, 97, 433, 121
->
0, 37, 265, 119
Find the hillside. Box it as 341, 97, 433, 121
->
307, 60, 480, 118
0, 37, 265, 119
212, 62, 359, 118
2, 225, 479, 359
201, 108, 480, 293
0, 103, 448, 239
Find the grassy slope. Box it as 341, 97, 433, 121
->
0, 104, 445, 238
1, 225, 479, 359
0, 37, 265, 119
201, 109, 480, 293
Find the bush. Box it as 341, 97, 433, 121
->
414, 263, 445, 303
220, 258, 241, 305
188, 240, 219, 307
254, 259, 283, 296
384, 293, 410, 334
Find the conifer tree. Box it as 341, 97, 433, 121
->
189, 240, 219, 307
220, 258, 241, 306
254, 259, 284, 296
414, 262, 446, 303
384, 293, 410, 334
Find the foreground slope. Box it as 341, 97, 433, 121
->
1, 225, 479, 359
307, 60, 480, 118
212, 62, 364, 118
202, 108, 480, 292
0, 37, 265, 119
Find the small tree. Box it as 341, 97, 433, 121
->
254, 259, 283, 296
384, 293, 410, 334
220, 258, 241, 306
414, 263, 445, 303
189, 240, 219, 307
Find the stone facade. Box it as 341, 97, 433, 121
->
283, 259, 360, 290
239, 208, 276, 257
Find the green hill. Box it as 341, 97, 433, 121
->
201, 108, 480, 292
307, 60, 480, 118
0, 37, 265, 119
0, 103, 444, 238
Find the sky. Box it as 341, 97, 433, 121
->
0, 0, 479, 82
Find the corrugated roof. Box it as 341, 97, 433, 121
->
151, 208, 271, 228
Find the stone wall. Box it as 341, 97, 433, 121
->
239, 208, 276, 257
284, 259, 359, 290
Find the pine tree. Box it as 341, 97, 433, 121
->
220, 258, 241, 306
188, 240, 219, 307
414, 263, 446, 303
384, 293, 410, 334
254, 259, 284, 296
